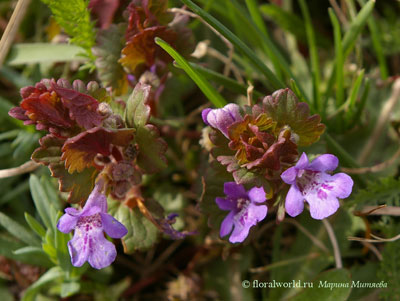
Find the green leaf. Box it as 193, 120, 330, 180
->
93, 24, 128, 95
55, 212, 73, 272
290, 269, 352, 300
108, 198, 158, 253
29, 175, 54, 230
6, 43, 85, 66
261, 89, 325, 146
135, 125, 167, 173
25, 212, 46, 238
49, 163, 98, 204
0, 212, 40, 246
347, 176, 400, 207
60, 282, 80, 298
40, 0, 96, 59
155, 38, 227, 108
13, 246, 53, 267
22, 267, 64, 301
125, 83, 151, 128
180, 0, 285, 90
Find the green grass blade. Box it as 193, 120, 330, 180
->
245, 0, 268, 36
350, 78, 370, 128
299, 0, 321, 111
244, 0, 283, 81
357, 0, 388, 79
342, 0, 375, 57
329, 9, 345, 108
179, 62, 264, 98
180, 0, 284, 91
155, 38, 227, 108
346, 69, 365, 121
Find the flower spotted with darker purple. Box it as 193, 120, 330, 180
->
57, 182, 128, 269
216, 182, 267, 243
281, 152, 353, 220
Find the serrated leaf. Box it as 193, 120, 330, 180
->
93, 25, 128, 95
125, 83, 151, 128
347, 176, 400, 208
108, 198, 158, 252
50, 163, 98, 203
135, 125, 167, 173
31, 134, 64, 165
120, 26, 176, 75
260, 88, 325, 146
51, 81, 102, 130
200, 162, 233, 230
61, 127, 134, 173
290, 269, 352, 301
41, 0, 96, 59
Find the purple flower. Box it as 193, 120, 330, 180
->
57, 182, 128, 269
202, 104, 243, 138
281, 153, 353, 220
216, 182, 267, 243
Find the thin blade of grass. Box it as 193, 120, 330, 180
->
342, 0, 376, 57
350, 77, 370, 128
329, 9, 344, 108
180, 0, 284, 91
176, 62, 263, 98
299, 0, 321, 111
346, 69, 365, 123
155, 38, 227, 108
244, 0, 283, 81
357, 0, 388, 79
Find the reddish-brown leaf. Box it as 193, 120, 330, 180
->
61, 127, 135, 173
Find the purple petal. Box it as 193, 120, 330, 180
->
304, 187, 340, 220
80, 182, 107, 216
229, 203, 267, 243
223, 182, 247, 199
57, 213, 78, 233
330, 173, 353, 198
229, 222, 251, 243
100, 213, 128, 238
223, 103, 242, 122
247, 203, 268, 224
248, 186, 266, 203
87, 230, 117, 269
204, 104, 242, 138
65, 207, 81, 216
281, 167, 298, 185
308, 154, 338, 172
220, 211, 234, 237
285, 185, 305, 217
68, 231, 90, 267
201, 108, 212, 125
216, 197, 236, 211
295, 152, 309, 169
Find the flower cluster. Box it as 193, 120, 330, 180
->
202, 89, 354, 243
58, 181, 128, 269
